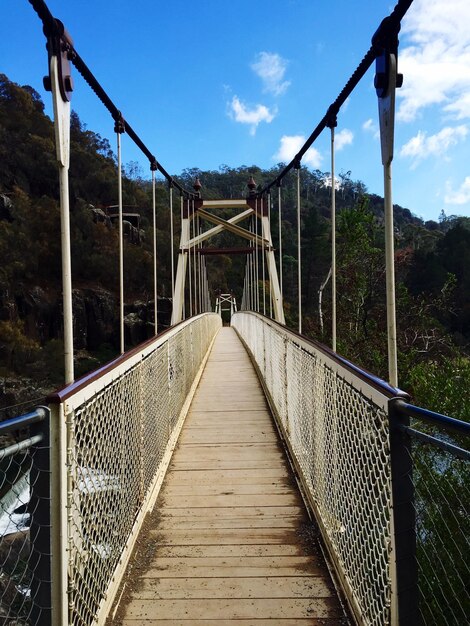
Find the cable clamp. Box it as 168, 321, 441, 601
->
42, 18, 74, 102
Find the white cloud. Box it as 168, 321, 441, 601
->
251, 52, 290, 96
445, 176, 470, 205
363, 118, 380, 140
398, 0, 470, 122
400, 125, 468, 166
273, 135, 322, 168
335, 128, 354, 151
229, 96, 276, 135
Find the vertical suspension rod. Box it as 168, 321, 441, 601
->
116, 122, 125, 353
296, 166, 302, 334
278, 183, 283, 310
188, 200, 193, 317
267, 192, 272, 318
328, 114, 337, 352
180, 195, 186, 320
193, 202, 198, 314
262, 197, 266, 316
151, 162, 158, 335
255, 201, 259, 312
169, 183, 175, 302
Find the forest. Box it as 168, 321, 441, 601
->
0, 73, 469, 421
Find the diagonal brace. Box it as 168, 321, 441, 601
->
183, 208, 254, 249
196, 208, 270, 248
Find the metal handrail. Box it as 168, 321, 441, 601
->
394, 399, 470, 436
0, 406, 48, 435
235, 310, 409, 400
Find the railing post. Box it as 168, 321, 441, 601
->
49, 402, 68, 626
29, 407, 52, 626
389, 398, 418, 625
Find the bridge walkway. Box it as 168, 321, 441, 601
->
111, 327, 347, 624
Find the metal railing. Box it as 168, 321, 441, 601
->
0, 407, 51, 626
47, 313, 221, 626
391, 400, 469, 626
232, 311, 469, 626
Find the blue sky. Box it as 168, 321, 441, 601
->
1, 0, 469, 222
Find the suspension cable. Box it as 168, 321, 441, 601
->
258, 0, 414, 195
29, 0, 195, 199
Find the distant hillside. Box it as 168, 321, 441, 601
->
0, 73, 469, 419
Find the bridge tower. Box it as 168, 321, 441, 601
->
171, 179, 285, 325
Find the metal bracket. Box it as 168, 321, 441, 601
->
42, 19, 74, 103
376, 52, 401, 167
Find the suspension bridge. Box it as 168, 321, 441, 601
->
1, 0, 469, 625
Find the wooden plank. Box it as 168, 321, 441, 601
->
159, 506, 304, 518
169, 460, 286, 470
159, 494, 300, 509
166, 468, 289, 482
112, 328, 345, 625
150, 528, 304, 545
162, 483, 292, 496
140, 556, 326, 578
123, 598, 342, 620
136, 576, 334, 599
154, 544, 306, 558
156, 516, 302, 530
120, 617, 343, 626
178, 432, 277, 444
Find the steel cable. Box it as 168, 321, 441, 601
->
28, 0, 195, 198
259, 0, 414, 194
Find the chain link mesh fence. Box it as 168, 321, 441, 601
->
232, 312, 395, 626
53, 313, 220, 626
0, 408, 50, 626
409, 427, 469, 625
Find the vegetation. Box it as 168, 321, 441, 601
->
0, 71, 468, 626
0, 72, 469, 417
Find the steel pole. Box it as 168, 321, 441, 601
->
296, 168, 302, 334
117, 131, 124, 353
50, 56, 74, 383
181, 195, 185, 320
170, 184, 175, 301
152, 168, 158, 335
262, 199, 266, 316
330, 126, 337, 352
255, 202, 259, 312
377, 52, 399, 387
384, 163, 398, 386
278, 184, 283, 311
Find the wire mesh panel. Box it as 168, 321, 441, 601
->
52, 313, 220, 626
232, 312, 395, 626
0, 408, 51, 626
411, 431, 469, 625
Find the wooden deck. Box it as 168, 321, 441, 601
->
111, 327, 346, 625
